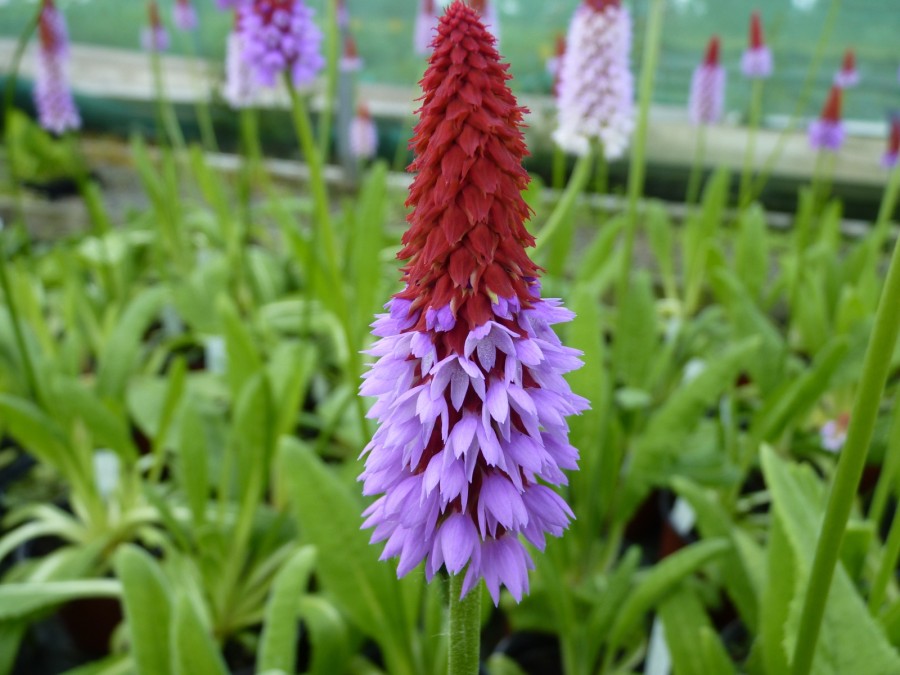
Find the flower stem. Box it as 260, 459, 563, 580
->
448, 575, 481, 675
150, 48, 186, 152
790, 161, 900, 675
618, 0, 666, 303
738, 79, 764, 208
0, 253, 41, 405
685, 125, 707, 206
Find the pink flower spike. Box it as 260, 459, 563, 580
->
833, 48, 859, 89
883, 113, 900, 169
414, 0, 440, 56
340, 33, 363, 72
34, 0, 80, 134
689, 36, 726, 126
223, 11, 259, 109
808, 86, 844, 152
141, 1, 169, 52
741, 11, 772, 79
553, 0, 635, 158
360, 1, 587, 606
173, 0, 198, 32
349, 103, 377, 160
546, 33, 566, 100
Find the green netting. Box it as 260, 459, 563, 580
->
1, 0, 898, 122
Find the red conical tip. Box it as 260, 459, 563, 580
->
889, 115, 900, 155
344, 34, 358, 59
470, 0, 486, 13
424, 0, 437, 14
587, 0, 622, 10
38, 0, 58, 51
357, 102, 371, 120
841, 48, 856, 74
704, 36, 721, 67
148, 0, 162, 28
749, 11, 765, 49
397, 0, 537, 341
820, 86, 842, 123
555, 33, 566, 58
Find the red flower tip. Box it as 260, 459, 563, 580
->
586, 0, 622, 10
889, 114, 900, 154
344, 33, 358, 59
397, 0, 538, 347
469, 0, 487, 13
555, 33, 566, 58
38, 1, 58, 51
841, 48, 856, 73
425, 0, 437, 14
820, 86, 842, 123
357, 102, 371, 120
148, 0, 162, 28
749, 11, 765, 49
704, 36, 721, 67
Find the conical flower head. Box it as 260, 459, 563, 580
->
173, 0, 198, 32
360, 0, 588, 606
35, 0, 80, 134
469, 0, 500, 48
349, 102, 377, 160
552, 0, 635, 159
689, 36, 725, 126
883, 112, 900, 168
240, 0, 324, 88
223, 11, 260, 109
741, 11, 772, 79
340, 33, 363, 72
808, 85, 844, 152
834, 48, 859, 89
141, 0, 170, 52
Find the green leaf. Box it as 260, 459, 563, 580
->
171, 594, 229, 675
607, 538, 729, 654
279, 438, 419, 675
258, 546, 318, 673
658, 587, 735, 675
96, 287, 167, 399
0, 394, 71, 475
484, 654, 529, 675
0, 620, 27, 675
177, 399, 210, 527
297, 595, 351, 675
267, 341, 317, 439
734, 204, 770, 300
114, 546, 172, 675
612, 270, 658, 389
217, 295, 262, 401
683, 168, 729, 314
761, 447, 900, 674
0, 580, 121, 620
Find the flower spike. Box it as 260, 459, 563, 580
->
741, 11, 773, 79
689, 36, 726, 126
141, 1, 170, 52
808, 86, 844, 152
360, 0, 588, 605
34, 0, 80, 134
883, 112, 900, 169
834, 48, 859, 89
173, 0, 198, 32
552, 0, 635, 159
240, 0, 324, 88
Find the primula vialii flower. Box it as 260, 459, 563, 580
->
833, 48, 859, 89
241, 0, 324, 88
414, 0, 440, 56
349, 103, 377, 160
34, 0, 80, 135
547, 33, 566, 100
173, 0, 198, 32
808, 86, 844, 152
223, 11, 260, 109
741, 11, 772, 79
553, 0, 635, 159
820, 413, 850, 453
340, 34, 363, 73
883, 113, 900, 169
141, 1, 170, 52
689, 36, 725, 126
360, 1, 588, 605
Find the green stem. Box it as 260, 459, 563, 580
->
790, 162, 900, 675
685, 125, 707, 206
552, 145, 566, 192
3, 7, 39, 253
869, 465, 900, 614
317, 0, 340, 162
738, 79, 764, 208
0, 250, 41, 405
448, 575, 481, 675
150, 48, 186, 152
617, 0, 666, 303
